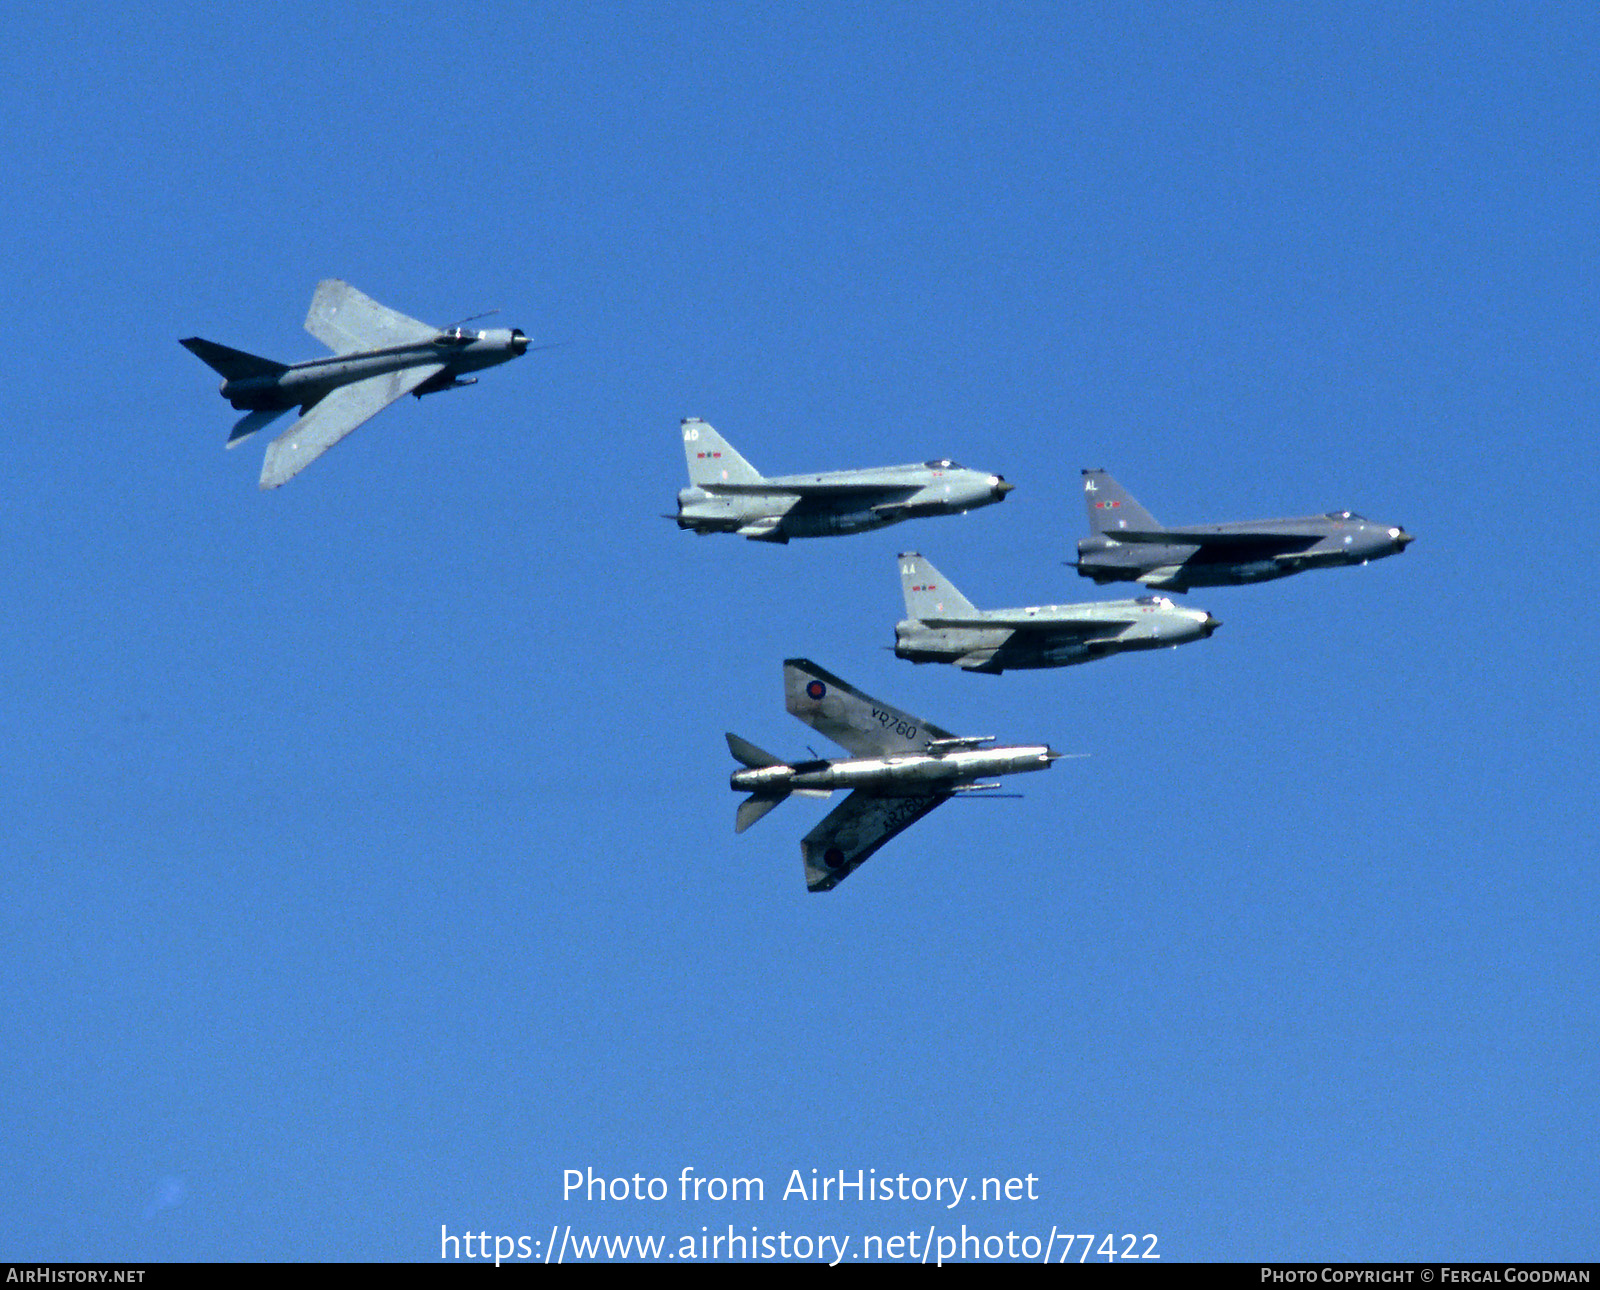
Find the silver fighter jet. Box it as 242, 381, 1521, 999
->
1074, 469, 1414, 591
894, 552, 1219, 673
674, 418, 1012, 542
728, 659, 1061, 891
182, 280, 535, 489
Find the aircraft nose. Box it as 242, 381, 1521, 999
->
510, 328, 529, 354
1393, 529, 1415, 548
1200, 613, 1221, 636
991, 476, 1014, 498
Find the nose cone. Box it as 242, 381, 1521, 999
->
990, 476, 1014, 499
1392, 528, 1415, 549
510, 328, 530, 355
1198, 612, 1221, 637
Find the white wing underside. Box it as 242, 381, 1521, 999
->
257, 364, 445, 489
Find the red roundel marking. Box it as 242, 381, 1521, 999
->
824, 847, 847, 870
806, 680, 826, 700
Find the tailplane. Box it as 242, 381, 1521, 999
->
736, 792, 789, 833
227, 406, 290, 448
682, 418, 763, 487
1082, 469, 1161, 535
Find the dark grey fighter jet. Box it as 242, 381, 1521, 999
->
182, 280, 534, 489
1074, 469, 1414, 592
674, 418, 1012, 541
894, 552, 1219, 672
728, 659, 1061, 891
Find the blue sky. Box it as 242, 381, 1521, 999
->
3, 0, 1596, 1263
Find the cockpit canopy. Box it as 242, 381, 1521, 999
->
1324, 510, 1366, 521
923, 459, 963, 469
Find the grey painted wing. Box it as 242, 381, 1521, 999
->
304, 280, 438, 354
801, 790, 950, 891
257, 363, 446, 489
783, 658, 952, 756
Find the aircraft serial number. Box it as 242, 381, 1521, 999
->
870, 708, 917, 740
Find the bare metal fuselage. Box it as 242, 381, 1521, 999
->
731, 745, 1057, 797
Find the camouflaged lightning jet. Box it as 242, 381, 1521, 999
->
673, 418, 1012, 542
728, 659, 1061, 891
182, 280, 536, 489
1074, 469, 1414, 592
894, 552, 1220, 673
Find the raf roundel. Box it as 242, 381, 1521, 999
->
823, 847, 848, 870
806, 680, 827, 700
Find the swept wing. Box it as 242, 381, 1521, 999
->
801, 790, 951, 892
304, 279, 438, 354
784, 658, 953, 756
258, 364, 445, 489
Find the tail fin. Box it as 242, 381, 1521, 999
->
1082, 469, 1161, 535
728, 734, 792, 832
682, 418, 763, 487
726, 732, 782, 768
180, 337, 288, 382
899, 552, 980, 621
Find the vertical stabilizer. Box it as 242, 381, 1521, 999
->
179, 337, 287, 382
682, 418, 764, 487
726, 732, 782, 768
898, 552, 980, 621
1083, 469, 1162, 535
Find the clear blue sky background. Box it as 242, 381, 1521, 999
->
4, 0, 1595, 1263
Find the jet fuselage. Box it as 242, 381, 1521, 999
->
895, 597, 1219, 669
677, 466, 1012, 539
1077, 517, 1413, 590
219, 328, 529, 411
730, 745, 1057, 797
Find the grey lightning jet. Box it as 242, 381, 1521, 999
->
894, 552, 1219, 673
674, 418, 1012, 541
728, 659, 1061, 891
182, 280, 534, 489
1074, 469, 1414, 591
